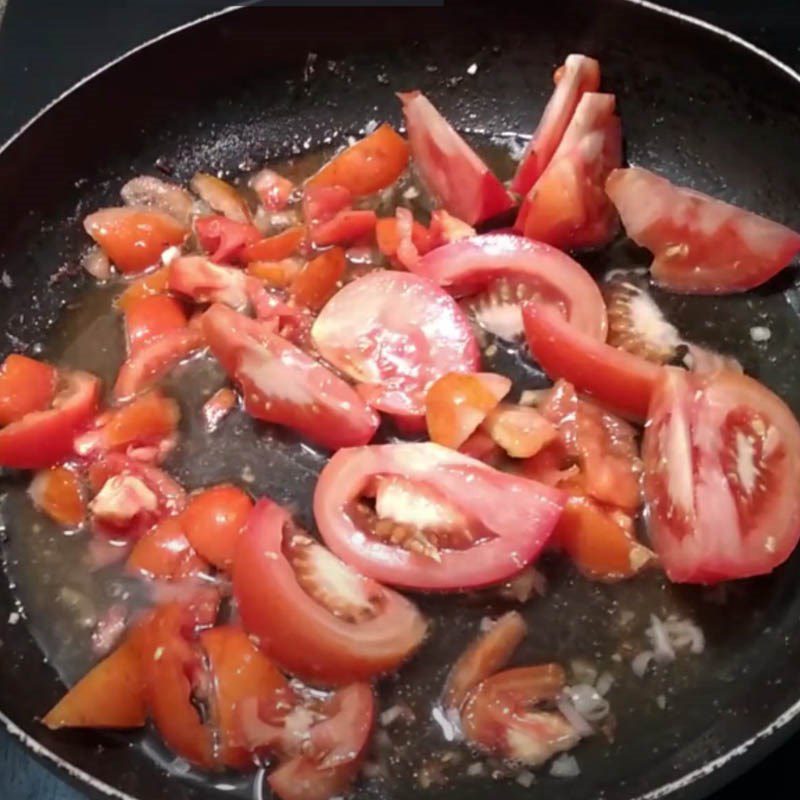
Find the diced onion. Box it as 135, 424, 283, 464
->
549, 753, 580, 778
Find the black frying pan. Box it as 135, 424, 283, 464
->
1, 2, 800, 799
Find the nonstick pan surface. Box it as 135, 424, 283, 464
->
1, 2, 799, 800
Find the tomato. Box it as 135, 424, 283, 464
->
289, 247, 346, 310
425, 372, 511, 449
123, 294, 187, 356
247, 259, 303, 289
482, 403, 558, 459
181, 484, 253, 570
458, 429, 504, 465
643, 368, 800, 583
234, 498, 427, 683
84, 207, 187, 275
311, 270, 480, 421
29, 466, 85, 527
399, 91, 513, 226
194, 215, 261, 264
461, 664, 579, 766
414, 233, 607, 342
202, 387, 237, 431
252, 168, 295, 211
242, 226, 305, 263
0, 354, 57, 426
42, 638, 146, 729
606, 166, 800, 293
267, 683, 374, 800
168, 256, 256, 312
116, 266, 171, 313
0, 370, 100, 469
511, 54, 601, 196
313, 443, 565, 591
200, 625, 292, 768
203, 304, 378, 449
523, 302, 661, 421
376, 213, 434, 265
307, 124, 409, 196
302, 185, 351, 227
190, 172, 252, 223
310, 209, 376, 247
427, 209, 475, 247
126, 516, 207, 580
442, 611, 527, 709
113, 326, 205, 401
515, 92, 621, 250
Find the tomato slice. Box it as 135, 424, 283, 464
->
190, 173, 252, 224
29, 466, 86, 527
289, 247, 346, 310
313, 443, 565, 591
203, 304, 378, 450
511, 54, 601, 196
116, 266, 171, 313
0, 370, 100, 469
194, 215, 262, 264
482, 403, 558, 459
124, 294, 187, 356
200, 625, 293, 769
606, 166, 800, 293
311, 270, 480, 421
515, 92, 621, 250
243, 226, 305, 263
84, 207, 188, 275
376, 215, 434, 264
413, 233, 607, 342
643, 368, 800, 583
126, 516, 207, 580
425, 372, 511, 450
252, 168, 295, 211
0, 354, 57, 426
42, 638, 146, 729
234, 498, 427, 683
267, 683, 374, 800
399, 91, 514, 225
307, 124, 409, 196
310, 209, 377, 247
523, 302, 661, 421
168, 256, 256, 312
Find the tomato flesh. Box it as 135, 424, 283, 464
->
482, 403, 558, 459
195, 215, 262, 264
289, 247, 346, 310
126, 516, 207, 580
243, 226, 305, 263
116, 266, 170, 313
251, 168, 295, 211
29, 466, 85, 527
0, 354, 57, 426
124, 294, 187, 356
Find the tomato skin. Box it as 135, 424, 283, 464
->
310, 209, 377, 247
307, 124, 409, 197
42, 638, 146, 729
0, 370, 100, 469
194, 215, 261, 264
314, 443, 566, 591
289, 247, 346, 311
234, 499, 426, 684
84, 207, 187, 275
399, 91, 513, 226
126, 516, 206, 580
181, 485, 253, 570
242, 226, 305, 263
413, 233, 608, 341
0, 355, 57, 426
303, 185, 351, 228
252, 168, 295, 211
511, 54, 601, 196
607, 167, 800, 294
29, 466, 86, 527
124, 294, 187, 356
203, 304, 379, 450
116, 266, 171, 313
376, 216, 434, 262
523, 302, 661, 421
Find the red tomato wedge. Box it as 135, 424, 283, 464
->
515, 92, 621, 250
126, 516, 207, 580
306, 124, 409, 197
0, 370, 100, 469
84, 207, 187, 275
313, 443, 565, 591
523, 303, 661, 421
194, 215, 261, 264
310, 209, 376, 247
289, 247, 346, 310
29, 466, 86, 527
482, 403, 558, 458
123, 294, 187, 356
242, 226, 305, 263
414, 233, 607, 341
643, 368, 800, 583
311, 270, 480, 421
203, 304, 379, 450
251, 168, 295, 211
398, 91, 513, 226
200, 625, 292, 768
267, 683, 374, 800
606, 167, 800, 293
0, 354, 57, 426
116, 266, 170, 313
168, 256, 256, 312
42, 639, 146, 730
511, 54, 601, 196
234, 498, 427, 683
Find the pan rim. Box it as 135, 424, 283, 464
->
1, 2, 799, 799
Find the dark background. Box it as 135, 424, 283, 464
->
0, 0, 796, 798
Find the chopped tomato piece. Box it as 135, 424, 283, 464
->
190, 172, 252, 223
458, 429, 504, 465
168, 256, 256, 312
0, 354, 57, 426
235, 499, 427, 683
29, 466, 85, 527
375, 214, 433, 263
202, 387, 237, 431
399, 91, 513, 225
42, 639, 146, 729
289, 247, 346, 310
194, 215, 261, 264
307, 124, 409, 196
124, 294, 187, 356
425, 372, 511, 449
482, 403, 558, 459
126, 516, 207, 580
310, 209, 377, 247
247, 258, 303, 288
116, 266, 171, 313
242, 226, 305, 263
0, 370, 100, 469
302, 184, 351, 228
606, 166, 800, 293
84, 207, 187, 275
427, 209, 476, 247
251, 168, 295, 211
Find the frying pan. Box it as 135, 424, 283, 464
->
1, 2, 799, 799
